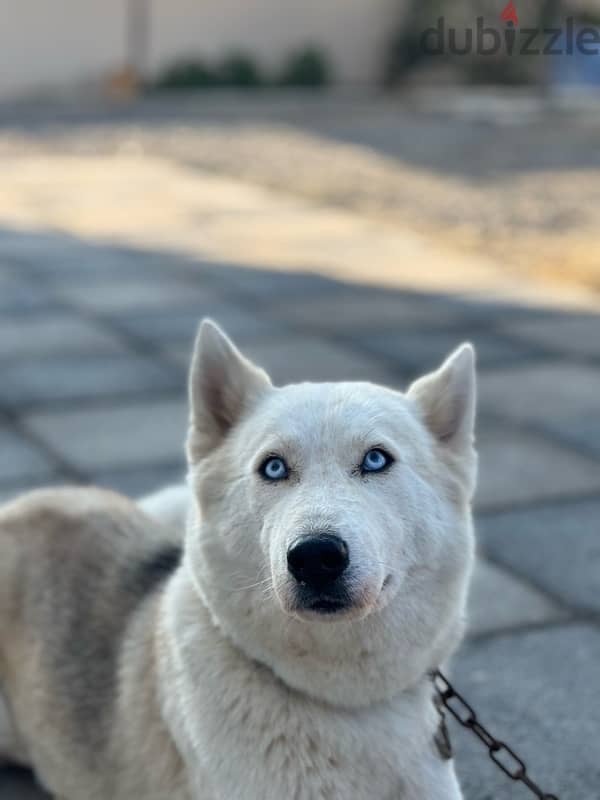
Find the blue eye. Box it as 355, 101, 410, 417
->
260, 456, 289, 481
361, 448, 393, 474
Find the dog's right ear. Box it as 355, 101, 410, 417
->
187, 319, 271, 461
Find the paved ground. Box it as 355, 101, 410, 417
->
0, 92, 599, 799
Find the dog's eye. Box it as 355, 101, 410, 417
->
260, 456, 289, 481
361, 448, 393, 474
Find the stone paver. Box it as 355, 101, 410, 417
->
478, 362, 600, 424
478, 499, 600, 614
0, 315, 127, 359
90, 462, 186, 500
215, 267, 343, 299
241, 336, 395, 385
0, 354, 182, 408
499, 314, 600, 359
475, 426, 600, 511
24, 398, 187, 473
56, 278, 224, 314
271, 289, 466, 332
0, 274, 56, 314
479, 362, 600, 460
0, 426, 57, 485
356, 329, 539, 379
112, 305, 281, 347
467, 559, 564, 637
454, 625, 600, 800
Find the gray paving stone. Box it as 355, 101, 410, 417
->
91, 463, 186, 499
467, 558, 564, 637
273, 290, 464, 333
0, 314, 127, 358
0, 233, 208, 284
501, 314, 600, 358
0, 228, 77, 260
356, 329, 536, 379
478, 499, 600, 612
241, 336, 395, 384
478, 361, 600, 425
0, 274, 56, 313
475, 425, 600, 510
0, 426, 56, 484
25, 398, 187, 473
38, 250, 199, 282
216, 267, 343, 298
57, 279, 224, 314
445, 295, 560, 324
113, 305, 282, 346
548, 415, 600, 458
272, 290, 558, 336
0, 234, 149, 280
0, 262, 18, 280
0, 354, 183, 408
454, 624, 600, 800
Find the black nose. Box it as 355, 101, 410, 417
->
287, 534, 349, 587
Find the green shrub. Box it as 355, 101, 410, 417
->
278, 46, 331, 87
217, 52, 264, 87
153, 46, 331, 91
154, 59, 220, 89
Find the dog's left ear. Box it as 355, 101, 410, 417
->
187, 319, 272, 461
407, 343, 476, 453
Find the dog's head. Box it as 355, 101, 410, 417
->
185, 320, 476, 705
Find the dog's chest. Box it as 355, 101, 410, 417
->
191, 694, 410, 800
175, 657, 435, 800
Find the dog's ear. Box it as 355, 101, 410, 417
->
187, 319, 271, 461
407, 343, 476, 452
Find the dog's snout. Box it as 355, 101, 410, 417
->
287, 534, 349, 587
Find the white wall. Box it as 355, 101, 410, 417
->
0, 0, 403, 99
0, 0, 126, 99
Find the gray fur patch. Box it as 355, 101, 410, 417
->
28, 505, 180, 767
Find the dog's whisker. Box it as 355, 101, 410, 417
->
229, 577, 273, 593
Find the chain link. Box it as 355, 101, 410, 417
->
433, 671, 559, 800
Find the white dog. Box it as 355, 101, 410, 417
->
0, 320, 476, 799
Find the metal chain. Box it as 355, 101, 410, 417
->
433, 671, 560, 800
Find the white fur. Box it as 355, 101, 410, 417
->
145, 320, 477, 799
138, 484, 191, 531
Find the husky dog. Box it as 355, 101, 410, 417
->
0, 320, 477, 800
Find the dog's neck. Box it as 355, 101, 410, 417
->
176, 548, 456, 711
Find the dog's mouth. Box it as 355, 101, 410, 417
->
285, 581, 358, 620
277, 572, 395, 622
290, 578, 392, 621
306, 596, 349, 615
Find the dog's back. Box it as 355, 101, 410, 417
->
0, 487, 184, 796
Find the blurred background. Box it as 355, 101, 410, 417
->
0, 1, 599, 798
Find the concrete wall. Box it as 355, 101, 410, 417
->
0, 0, 403, 99
0, 0, 126, 99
